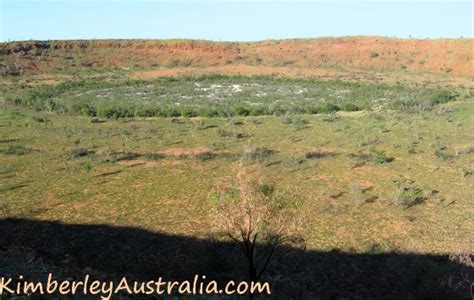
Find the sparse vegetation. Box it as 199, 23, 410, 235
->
350, 183, 370, 206
2, 144, 30, 155
372, 150, 395, 164
0, 38, 473, 298
244, 146, 275, 161
195, 151, 217, 161
72, 148, 95, 158
5, 75, 460, 119
392, 178, 425, 208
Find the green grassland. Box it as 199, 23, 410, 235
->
1, 77, 472, 253
0, 74, 473, 297
3, 75, 462, 118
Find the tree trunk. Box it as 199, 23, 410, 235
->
248, 258, 258, 299
248, 257, 258, 282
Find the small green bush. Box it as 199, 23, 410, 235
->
249, 106, 267, 116
340, 102, 361, 112
259, 183, 276, 197
392, 178, 425, 208
319, 103, 340, 113
372, 151, 395, 164
233, 105, 251, 117
32, 116, 48, 123
428, 90, 457, 105
199, 107, 220, 118
180, 106, 198, 118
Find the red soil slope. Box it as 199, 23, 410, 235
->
1, 37, 472, 77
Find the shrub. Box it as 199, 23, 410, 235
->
135, 106, 160, 117
233, 105, 250, 117
72, 148, 95, 158
350, 183, 368, 206
340, 102, 361, 112
288, 104, 304, 114
1, 61, 21, 76
4, 97, 25, 106
449, 252, 474, 268
32, 116, 48, 123
434, 150, 453, 161
369, 52, 379, 58
392, 178, 425, 208
102, 152, 117, 163
267, 103, 287, 116
407, 142, 417, 154
244, 146, 275, 160
322, 113, 340, 122
199, 107, 220, 118
221, 107, 234, 118
209, 179, 305, 283
455, 144, 474, 156
116, 152, 140, 161
180, 106, 198, 118
232, 120, 244, 126
280, 115, 309, 130
358, 136, 379, 148
2, 145, 29, 155
319, 103, 340, 113
372, 151, 395, 164
305, 150, 325, 159
161, 107, 181, 118
428, 90, 457, 105
16, 76, 461, 119
56, 105, 68, 114
304, 106, 320, 114
249, 106, 267, 116
144, 153, 166, 160
258, 183, 276, 197
195, 151, 217, 161
170, 118, 181, 124
81, 105, 97, 117
460, 168, 472, 179
97, 104, 136, 119
280, 115, 294, 125
71, 103, 94, 116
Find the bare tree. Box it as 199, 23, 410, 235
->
210, 175, 305, 284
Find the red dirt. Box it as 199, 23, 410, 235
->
1, 37, 472, 77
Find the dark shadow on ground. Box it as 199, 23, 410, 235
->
0, 218, 472, 299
